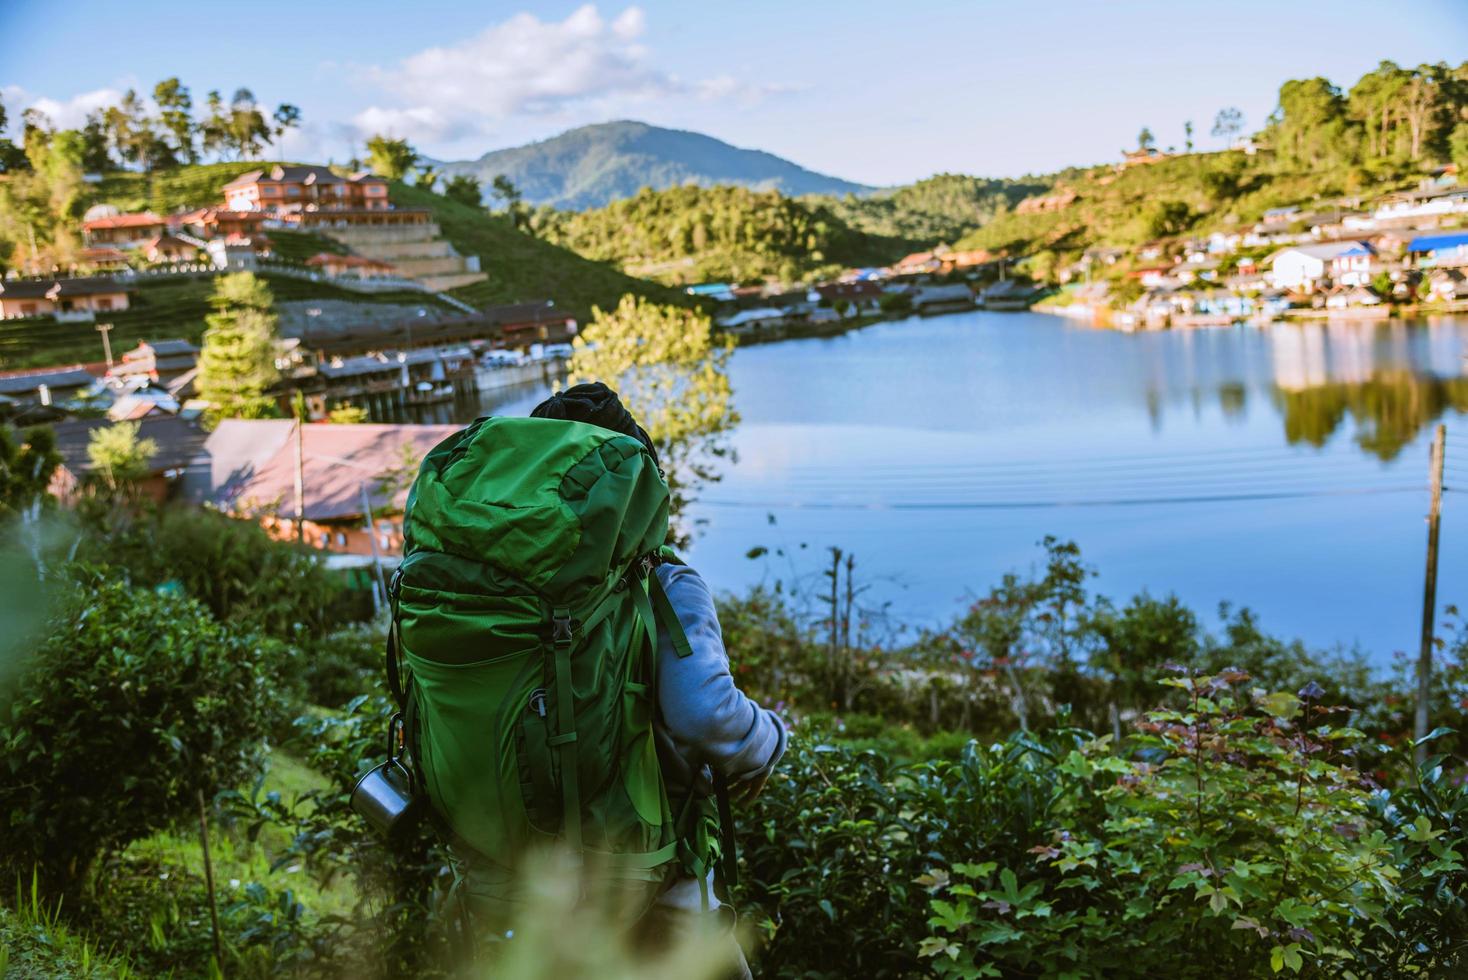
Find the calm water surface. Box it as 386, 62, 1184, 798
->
484, 311, 1468, 664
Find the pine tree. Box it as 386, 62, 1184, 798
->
196, 273, 282, 425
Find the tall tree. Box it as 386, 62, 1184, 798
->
153, 77, 196, 164
78, 111, 113, 172
200, 89, 230, 159
415, 163, 441, 190
1183, 120, 1194, 153
567, 296, 737, 545
365, 134, 417, 179
442, 174, 483, 208
227, 89, 270, 159
1271, 77, 1356, 170
0, 96, 28, 173
1136, 127, 1155, 151
271, 103, 301, 159
196, 273, 282, 424
1211, 106, 1244, 145
491, 175, 530, 231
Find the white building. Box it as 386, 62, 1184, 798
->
1269, 241, 1375, 291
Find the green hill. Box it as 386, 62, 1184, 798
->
535, 183, 913, 285
384, 179, 686, 316
435, 120, 871, 210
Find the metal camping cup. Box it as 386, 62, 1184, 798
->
350, 713, 423, 839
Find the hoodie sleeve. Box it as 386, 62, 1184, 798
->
653, 562, 787, 783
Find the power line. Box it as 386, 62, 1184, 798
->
697, 485, 1424, 512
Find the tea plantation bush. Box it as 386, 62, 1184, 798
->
76, 504, 358, 640
737, 674, 1468, 979
0, 574, 285, 897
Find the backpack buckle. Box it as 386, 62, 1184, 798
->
551, 614, 574, 646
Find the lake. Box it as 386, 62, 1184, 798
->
483, 311, 1468, 664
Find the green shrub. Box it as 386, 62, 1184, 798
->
0, 574, 284, 896
917, 671, 1406, 978
77, 504, 354, 641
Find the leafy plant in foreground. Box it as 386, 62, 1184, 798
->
919, 671, 1399, 977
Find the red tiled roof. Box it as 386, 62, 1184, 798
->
208, 420, 459, 521
306, 252, 393, 270
83, 212, 168, 230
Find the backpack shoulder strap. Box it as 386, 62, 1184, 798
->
648, 560, 693, 659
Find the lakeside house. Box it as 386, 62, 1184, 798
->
193, 419, 457, 555
0, 276, 131, 319
1426, 268, 1468, 302
222, 165, 390, 212
141, 234, 198, 264
810, 280, 884, 315
1269, 241, 1376, 291
1407, 231, 1468, 268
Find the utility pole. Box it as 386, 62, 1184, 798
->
293, 391, 307, 545
96, 321, 114, 368
1415, 423, 1447, 765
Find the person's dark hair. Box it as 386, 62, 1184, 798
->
530, 382, 659, 466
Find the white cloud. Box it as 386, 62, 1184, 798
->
2, 85, 126, 133
351, 5, 796, 150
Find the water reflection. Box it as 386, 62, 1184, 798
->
460, 312, 1468, 658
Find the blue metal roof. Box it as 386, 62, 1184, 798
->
1408, 232, 1468, 253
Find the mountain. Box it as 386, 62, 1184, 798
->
438, 120, 872, 211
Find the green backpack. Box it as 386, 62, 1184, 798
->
386, 416, 725, 924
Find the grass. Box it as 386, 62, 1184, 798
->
389, 181, 690, 321
1, 872, 136, 979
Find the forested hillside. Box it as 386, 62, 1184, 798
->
959, 59, 1468, 276
537, 183, 912, 285
808, 173, 1050, 244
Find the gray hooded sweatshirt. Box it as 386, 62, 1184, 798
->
652, 562, 787, 907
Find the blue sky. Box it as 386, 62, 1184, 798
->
3, 0, 1466, 185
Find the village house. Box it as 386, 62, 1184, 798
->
938, 249, 995, 273
191, 419, 457, 555
1268, 241, 1375, 291
108, 339, 199, 389
81, 212, 172, 247
1426, 268, 1468, 302
177, 207, 269, 239
76, 246, 131, 272
1407, 231, 1468, 268
1128, 266, 1175, 289
809, 280, 884, 315
0, 365, 98, 413
223, 165, 390, 212
205, 234, 272, 271
306, 252, 397, 279
1373, 186, 1468, 225
141, 234, 198, 264
1323, 284, 1384, 311
0, 276, 131, 318
890, 249, 943, 277
49, 415, 208, 503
